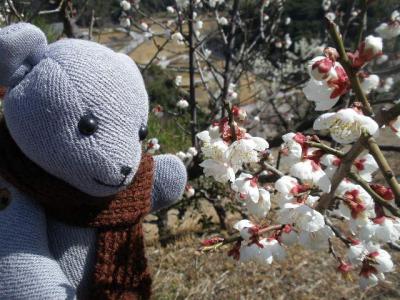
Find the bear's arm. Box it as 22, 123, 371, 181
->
0, 179, 77, 300
151, 154, 187, 212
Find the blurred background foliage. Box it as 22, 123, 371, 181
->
4, 0, 399, 153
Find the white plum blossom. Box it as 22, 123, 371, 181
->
376, 23, 400, 40
303, 78, 340, 111
284, 34, 292, 49
308, 56, 337, 81
245, 188, 271, 219
336, 182, 375, 224
322, 0, 331, 11
290, 159, 331, 193
176, 0, 189, 8
278, 203, 325, 233
313, 108, 379, 144
280, 132, 305, 164
199, 159, 235, 183
146, 138, 160, 154
325, 12, 336, 22
184, 184, 195, 198
260, 238, 287, 262
120, 17, 131, 28
232, 173, 260, 202
320, 154, 341, 179
176, 151, 187, 161
298, 225, 334, 250
304, 49, 349, 110
347, 243, 394, 289
232, 106, 247, 121
275, 175, 299, 195
166, 20, 175, 27
166, 6, 175, 13
368, 246, 394, 273
140, 22, 149, 31
209, 0, 225, 8
275, 175, 309, 204
218, 17, 228, 26
226, 83, 238, 102
172, 32, 185, 45
370, 217, 400, 243
279, 225, 299, 246
239, 242, 263, 263
175, 75, 183, 86
187, 147, 198, 157
347, 241, 365, 265
177, 98, 189, 109
378, 77, 394, 93
360, 74, 380, 94
352, 153, 378, 182
152, 105, 164, 118
120, 0, 131, 11
390, 116, 400, 138
226, 135, 269, 172
375, 10, 400, 40
196, 20, 203, 30
239, 238, 286, 264
157, 56, 169, 69
363, 35, 383, 56
376, 54, 389, 65
204, 48, 212, 59
200, 139, 228, 162
233, 219, 256, 241
359, 273, 381, 290
197, 128, 228, 162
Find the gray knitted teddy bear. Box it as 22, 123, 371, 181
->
0, 23, 187, 299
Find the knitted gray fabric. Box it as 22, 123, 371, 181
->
0, 23, 187, 299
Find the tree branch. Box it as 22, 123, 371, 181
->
348, 172, 400, 217
364, 135, 400, 206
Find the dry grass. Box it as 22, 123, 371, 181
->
145, 235, 400, 300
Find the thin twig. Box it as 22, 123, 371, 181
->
199, 224, 285, 252
38, 0, 65, 15
364, 135, 400, 206
142, 39, 170, 72
6, 0, 23, 21
88, 9, 95, 41
306, 141, 345, 158
263, 161, 285, 178
188, 0, 198, 148
354, 0, 368, 50
325, 217, 351, 247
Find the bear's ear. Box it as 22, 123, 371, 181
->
0, 23, 48, 87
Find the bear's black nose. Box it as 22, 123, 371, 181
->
121, 166, 132, 176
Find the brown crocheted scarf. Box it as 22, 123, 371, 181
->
0, 119, 153, 300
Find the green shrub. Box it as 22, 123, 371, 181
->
143, 65, 181, 110
147, 114, 191, 154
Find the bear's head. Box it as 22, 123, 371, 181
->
0, 23, 149, 197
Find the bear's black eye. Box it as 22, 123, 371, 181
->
139, 124, 148, 141
78, 114, 98, 136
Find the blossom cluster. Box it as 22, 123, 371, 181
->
303, 34, 384, 111
197, 27, 399, 290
